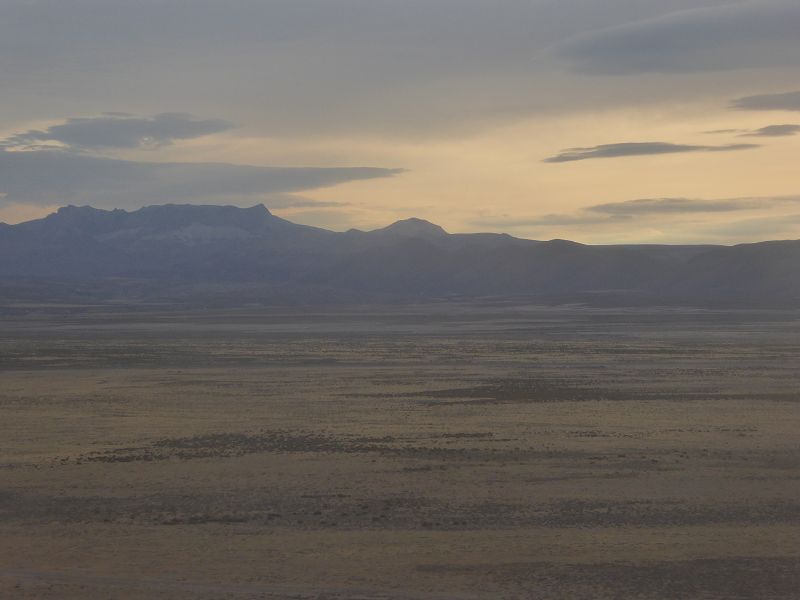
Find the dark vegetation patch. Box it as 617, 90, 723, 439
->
5, 487, 800, 532
405, 378, 626, 405
80, 431, 396, 462
481, 557, 800, 600
75, 429, 603, 464
404, 378, 800, 406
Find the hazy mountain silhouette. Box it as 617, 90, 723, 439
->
1, 203, 799, 307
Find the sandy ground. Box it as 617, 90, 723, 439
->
1, 303, 800, 599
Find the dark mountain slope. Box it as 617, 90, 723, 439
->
1, 203, 798, 307
662, 240, 800, 306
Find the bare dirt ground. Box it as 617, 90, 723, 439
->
1, 303, 800, 599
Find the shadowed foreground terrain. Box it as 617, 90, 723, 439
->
2, 303, 800, 599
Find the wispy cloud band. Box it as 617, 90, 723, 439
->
2, 113, 234, 151
544, 142, 758, 163
731, 90, 800, 112
0, 149, 403, 208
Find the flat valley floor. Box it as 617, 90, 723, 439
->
1, 303, 800, 599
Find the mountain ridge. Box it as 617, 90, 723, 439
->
1, 203, 799, 307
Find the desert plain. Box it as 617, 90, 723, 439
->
1, 302, 800, 599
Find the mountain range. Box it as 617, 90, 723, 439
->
1, 203, 799, 307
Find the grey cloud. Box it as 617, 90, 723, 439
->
731, 91, 800, 111
703, 122, 800, 137
544, 142, 758, 163
0, 1, 744, 136
479, 196, 800, 232
556, 1, 800, 75
740, 124, 800, 137
472, 213, 628, 229
3, 113, 234, 151
587, 197, 800, 216
473, 195, 800, 242
703, 129, 747, 135
256, 194, 348, 210
0, 150, 402, 208
700, 214, 800, 239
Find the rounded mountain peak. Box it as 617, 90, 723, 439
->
378, 218, 448, 238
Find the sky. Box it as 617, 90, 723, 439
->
1, 0, 800, 244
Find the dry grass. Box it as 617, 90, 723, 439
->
2, 304, 800, 598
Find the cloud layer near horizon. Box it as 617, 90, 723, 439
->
0, 149, 402, 208
544, 142, 759, 163
587, 197, 800, 216
472, 196, 800, 243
